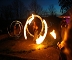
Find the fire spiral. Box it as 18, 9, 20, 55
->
7, 20, 23, 37
24, 14, 48, 44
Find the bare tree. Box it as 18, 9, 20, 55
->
0, 5, 13, 20
58, 0, 72, 13
41, 9, 49, 17
29, 0, 43, 15
12, 0, 28, 19
48, 4, 57, 16
19, 1, 28, 19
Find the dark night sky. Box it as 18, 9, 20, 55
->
0, 0, 61, 15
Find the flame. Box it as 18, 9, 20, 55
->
36, 20, 48, 44
50, 30, 56, 39
29, 14, 34, 25
24, 14, 34, 39
24, 14, 48, 45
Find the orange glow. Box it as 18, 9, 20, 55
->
33, 44, 45, 49
24, 14, 34, 39
36, 20, 48, 44
24, 14, 44, 38
50, 30, 56, 39
24, 14, 48, 44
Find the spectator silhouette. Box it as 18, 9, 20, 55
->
57, 14, 72, 60
60, 18, 68, 40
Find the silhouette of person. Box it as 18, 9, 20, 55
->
14, 25, 17, 36
33, 22, 38, 41
57, 14, 72, 60
60, 18, 68, 40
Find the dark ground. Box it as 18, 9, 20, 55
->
0, 34, 60, 60
0, 54, 36, 60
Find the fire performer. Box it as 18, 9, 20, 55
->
14, 24, 20, 36
14, 25, 17, 36
60, 18, 68, 40
33, 21, 38, 41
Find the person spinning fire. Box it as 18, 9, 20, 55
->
33, 21, 38, 41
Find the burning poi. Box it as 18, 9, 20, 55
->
50, 30, 56, 39
24, 14, 48, 44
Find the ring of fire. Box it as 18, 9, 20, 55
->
7, 20, 23, 37
24, 14, 48, 44
26, 15, 44, 37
